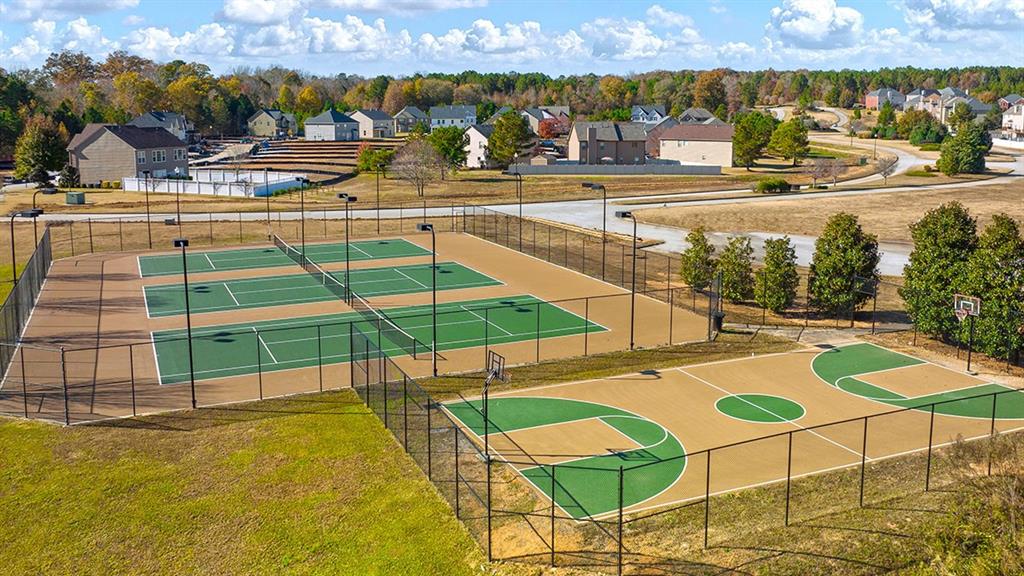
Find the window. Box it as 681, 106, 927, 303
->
173, 149, 185, 161
136, 151, 146, 164
153, 150, 166, 163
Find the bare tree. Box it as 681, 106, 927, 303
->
391, 138, 443, 197
827, 158, 847, 186
810, 158, 831, 187
878, 156, 898, 184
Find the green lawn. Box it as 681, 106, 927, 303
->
0, 391, 486, 575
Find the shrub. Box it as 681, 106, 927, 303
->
755, 178, 790, 193
918, 143, 942, 152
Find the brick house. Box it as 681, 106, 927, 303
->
567, 122, 647, 165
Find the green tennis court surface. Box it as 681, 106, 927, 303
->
813, 342, 1024, 418
444, 397, 686, 519
144, 261, 501, 317
152, 295, 606, 385
138, 239, 431, 277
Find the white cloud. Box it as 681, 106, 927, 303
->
239, 24, 307, 56
324, 0, 487, 13
304, 16, 409, 59
220, 0, 305, 24
646, 4, 695, 29
717, 41, 756, 61
1, 0, 138, 21
709, 1, 727, 14
584, 18, 673, 60
766, 0, 864, 48
122, 14, 146, 26
417, 19, 585, 63
901, 0, 1024, 41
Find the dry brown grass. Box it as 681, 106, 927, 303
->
635, 180, 1024, 243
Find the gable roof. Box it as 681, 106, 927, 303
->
467, 124, 494, 138
430, 105, 476, 120
571, 121, 647, 142
659, 123, 735, 142
130, 111, 189, 127
867, 87, 903, 98
522, 107, 550, 121
538, 105, 570, 117
305, 109, 356, 125
395, 106, 427, 119
939, 86, 968, 99
679, 107, 714, 122
1001, 94, 1023, 104
248, 108, 295, 125
485, 106, 513, 123
68, 124, 185, 152
632, 105, 666, 116
352, 109, 392, 121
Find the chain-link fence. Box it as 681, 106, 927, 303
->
0, 228, 52, 375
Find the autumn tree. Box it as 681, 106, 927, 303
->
14, 115, 69, 179
277, 85, 296, 111
693, 70, 726, 114
166, 75, 210, 121
382, 80, 408, 115
113, 71, 162, 116
295, 85, 322, 115
392, 137, 443, 197
537, 118, 559, 139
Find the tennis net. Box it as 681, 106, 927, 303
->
271, 234, 422, 359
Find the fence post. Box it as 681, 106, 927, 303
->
60, 347, 69, 426
785, 431, 793, 526
563, 228, 568, 266
669, 288, 675, 344
70, 222, 75, 256
383, 371, 389, 429
486, 457, 492, 562
859, 416, 868, 507
550, 465, 556, 567
403, 377, 409, 450
703, 451, 711, 548
988, 393, 998, 475
535, 302, 541, 363
350, 323, 359, 396
19, 346, 28, 418
317, 324, 323, 392
256, 330, 263, 401
454, 427, 460, 519
426, 399, 433, 479
88, 218, 94, 253
129, 343, 137, 417
618, 465, 624, 575
238, 212, 243, 243
483, 308, 490, 369
926, 404, 935, 491
584, 298, 590, 356
118, 218, 124, 252
209, 213, 214, 244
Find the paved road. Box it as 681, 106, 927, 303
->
820, 107, 849, 131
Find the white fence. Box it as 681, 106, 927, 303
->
122, 169, 306, 198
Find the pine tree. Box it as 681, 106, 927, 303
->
680, 227, 717, 290
937, 122, 990, 175
769, 119, 810, 167
755, 236, 800, 313
717, 236, 754, 302
732, 111, 776, 169
809, 213, 880, 316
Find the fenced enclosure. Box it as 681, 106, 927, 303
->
0, 228, 52, 377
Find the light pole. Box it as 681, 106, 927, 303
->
31, 189, 44, 246
417, 223, 438, 376
375, 163, 382, 235
513, 153, 523, 250
299, 178, 307, 262
143, 170, 152, 249
872, 134, 878, 160
173, 238, 197, 409
583, 182, 608, 279
264, 167, 271, 232
337, 193, 358, 302
9, 208, 43, 284
615, 210, 637, 350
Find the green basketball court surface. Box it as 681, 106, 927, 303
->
138, 238, 431, 277
144, 261, 502, 317
152, 295, 606, 385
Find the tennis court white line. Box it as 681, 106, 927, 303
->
254, 327, 279, 364
459, 305, 514, 336
224, 283, 240, 306
348, 242, 372, 258
204, 253, 216, 270
676, 367, 866, 460
394, 268, 429, 289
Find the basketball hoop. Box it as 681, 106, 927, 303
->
955, 308, 969, 323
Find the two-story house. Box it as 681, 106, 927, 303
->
864, 88, 905, 110
67, 124, 189, 184
1002, 103, 1024, 140
127, 111, 194, 143
393, 106, 428, 133
567, 121, 647, 165
631, 105, 667, 124
429, 105, 477, 131
658, 123, 735, 168
349, 109, 395, 139
464, 124, 495, 168
303, 109, 359, 141
247, 109, 297, 138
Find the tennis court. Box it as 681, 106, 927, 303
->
144, 261, 502, 317
138, 238, 430, 276
152, 294, 607, 384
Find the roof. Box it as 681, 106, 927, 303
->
571, 121, 647, 142
467, 124, 494, 138
305, 109, 356, 125
485, 106, 513, 123
352, 109, 392, 121
538, 105, 570, 117
867, 87, 903, 98
1001, 94, 1023, 104
522, 107, 549, 121
395, 106, 427, 119
659, 123, 735, 142
939, 86, 968, 99
906, 89, 939, 98
430, 105, 476, 120
679, 107, 714, 121
633, 105, 666, 116
130, 111, 188, 126
68, 124, 185, 151
945, 97, 991, 112
248, 108, 295, 124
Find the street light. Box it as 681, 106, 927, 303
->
582, 182, 608, 279
299, 178, 307, 262
9, 208, 43, 284
416, 223, 438, 376
615, 210, 637, 350
143, 170, 152, 249
31, 189, 45, 246
174, 166, 182, 233
264, 167, 271, 232
872, 133, 878, 160
337, 193, 358, 302
173, 238, 197, 409
513, 154, 523, 250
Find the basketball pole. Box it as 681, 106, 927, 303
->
966, 314, 976, 374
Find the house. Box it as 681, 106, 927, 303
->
303, 109, 359, 141
631, 105, 667, 124
566, 121, 647, 165
904, 88, 991, 126
864, 88, 905, 110
248, 108, 297, 138
429, 105, 477, 131
939, 86, 968, 100
484, 106, 513, 124
127, 111, 193, 143
939, 96, 991, 125
658, 123, 735, 167
464, 124, 495, 169
644, 117, 679, 157
349, 109, 395, 139
678, 107, 715, 123
67, 124, 188, 184
393, 106, 428, 133
1001, 103, 1024, 139
998, 94, 1023, 111
903, 88, 939, 111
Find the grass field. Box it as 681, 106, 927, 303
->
144, 261, 500, 317
152, 295, 605, 384
138, 238, 430, 276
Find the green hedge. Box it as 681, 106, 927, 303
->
755, 178, 791, 194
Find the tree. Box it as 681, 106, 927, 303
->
899, 202, 977, 339
295, 85, 322, 115
877, 100, 896, 126
946, 101, 975, 129
717, 236, 754, 302
937, 121, 990, 175
165, 75, 209, 121
381, 80, 408, 115
488, 111, 530, 167
769, 118, 810, 166
897, 108, 945, 143
355, 144, 395, 174
693, 70, 726, 113
42, 50, 97, 85
13, 115, 69, 179
963, 215, 1024, 361
825, 158, 847, 186
680, 227, 717, 290
808, 213, 880, 317
277, 84, 295, 111
755, 237, 800, 313
810, 158, 831, 187
878, 156, 898, 184
427, 126, 469, 173
57, 163, 80, 188
391, 137, 442, 197
112, 71, 162, 116
732, 111, 776, 169
537, 118, 559, 139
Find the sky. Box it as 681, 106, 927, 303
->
1, 0, 1022, 76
